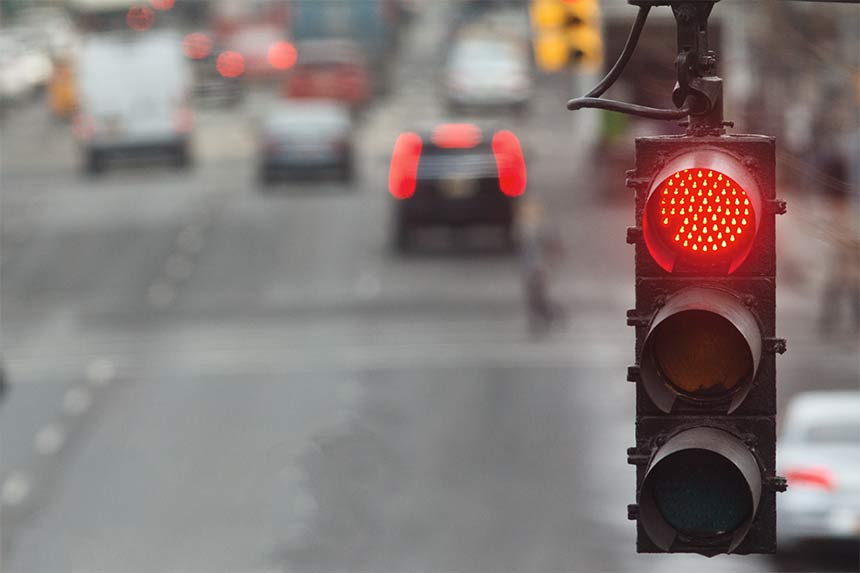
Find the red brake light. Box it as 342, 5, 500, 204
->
126, 6, 154, 32
492, 130, 527, 197
268, 41, 297, 71
183, 33, 212, 60
785, 467, 835, 491
217, 51, 245, 78
431, 123, 482, 149
148, 0, 175, 10
389, 133, 422, 200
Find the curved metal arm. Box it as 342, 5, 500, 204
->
567, 97, 691, 120
585, 5, 651, 98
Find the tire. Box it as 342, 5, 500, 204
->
85, 149, 104, 175
502, 221, 518, 252
340, 159, 354, 183
394, 215, 413, 253
173, 143, 191, 169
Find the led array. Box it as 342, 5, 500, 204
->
655, 169, 754, 255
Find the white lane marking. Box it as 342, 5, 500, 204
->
34, 423, 66, 455
147, 280, 176, 309
63, 386, 92, 416
176, 225, 206, 255
163, 253, 194, 282
1, 472, 31, 506
86, 357, 116, 387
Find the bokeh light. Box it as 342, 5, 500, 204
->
216, 51, 245, 78
651, 168, 755, 256
267, 41, 298, 71
183, 33, 213, 60
126, 6, 154, 32
148, 0, 175, 10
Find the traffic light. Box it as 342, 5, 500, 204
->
530, 0, 602, 72
625, 135, 787, 556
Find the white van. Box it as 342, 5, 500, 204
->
75, 31, 192, 173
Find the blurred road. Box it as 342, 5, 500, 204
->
1, 5, 857, 572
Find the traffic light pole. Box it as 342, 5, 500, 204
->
568, 0, 790, 557
568, 0, 725, 132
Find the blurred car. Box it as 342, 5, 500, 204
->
445, 38, 531, 114
0, 38, 31, 109
225, 25, 288, 79
282, 40, 371, 111
0, 34, 53, 109
74, 32, 193, 174
258, 101, 354, 184
777, 391, 860, 550
191, 50, 243, 108
388, 123, 526, 251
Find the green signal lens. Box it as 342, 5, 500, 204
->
650, 449, 753, 536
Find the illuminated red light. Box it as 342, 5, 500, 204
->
267, 41, 298, 71
183, 33, 212, 60
644, 160, 760, 273
389, 132, 422, 200
216, 51, 245, 78
785, 467, 834, 491
126, 5, 154, 31
652, 168, 754, 256
492, 130, 527, 197
148, 0, 174, 10
431, 123, 482, 149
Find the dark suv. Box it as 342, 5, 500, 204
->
388, 123, 526, 251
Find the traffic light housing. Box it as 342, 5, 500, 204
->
625, 134, 787, 556
530, 0, 603, 72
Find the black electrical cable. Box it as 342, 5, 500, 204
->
567, 97, 692, 120
585, 5, 651, 98
567, 5, 695, 121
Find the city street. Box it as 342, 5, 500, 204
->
1, 3, 858, 572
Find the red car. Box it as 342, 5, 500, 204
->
282, 40, 371, 110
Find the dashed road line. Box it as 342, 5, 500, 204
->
34, 424, 66, 456
86, 357, 117, 387
63, 386, 92, 416
146, 279, 177, 309
175, 224, 206, 255
163, 253, 194, 283
1, 472, 31, 507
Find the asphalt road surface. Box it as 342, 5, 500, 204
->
2, 6, 858, 572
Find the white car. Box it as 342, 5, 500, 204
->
76, 31, 193, 173
445, 38, 532, 114
777, 391, 860, 549
0, 39, 31, 106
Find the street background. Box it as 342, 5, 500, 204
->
1, 0, 858, 571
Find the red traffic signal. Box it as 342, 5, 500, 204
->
642, 151, 762, 274
628, 134, 785, 556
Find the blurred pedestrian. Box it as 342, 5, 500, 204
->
816, 145, 860, 337
517, 198, 565, 336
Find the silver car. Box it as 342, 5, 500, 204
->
445, 39, 531, 114
258, 100, 354, 184
777, 391, 860, 549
